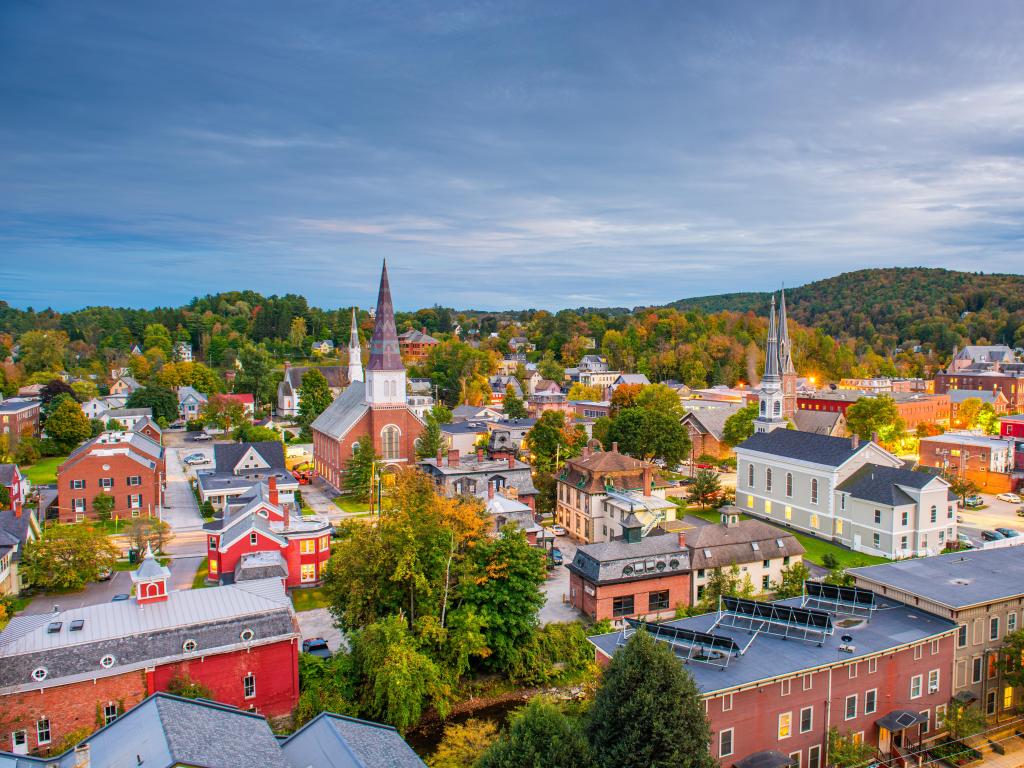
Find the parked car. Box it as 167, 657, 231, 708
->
957, 533, 973, 546
956, 515, 964, 524
550, 524, 566, 536
192, 432, 212, 442
301, 638, 332, 659
550, 547, 563, 567
1018, 506, 1024, 518
96, 567, 113, 581
995, 528, 1020, 538
111, 594, 130, 602
996, 493, 1022, 504
183, 453, 210, 466
981, 530, 1005, 541
963, 495, 984, 509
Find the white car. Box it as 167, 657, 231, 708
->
550, 524, 567, 536
996, 493, 1022, 504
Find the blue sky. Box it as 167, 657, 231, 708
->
3, 1, 1024, 312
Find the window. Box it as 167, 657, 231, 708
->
900, 535, 908, 550
810, 514, 819, 529
914, 644, 923, 660
766, 500, 773, 515
240, 628, 255, 642
71, 479, 85, 490
873, 510, 881, 524
808, 745, 821, 768
988, 654, 998, 680
781, 678, 791, 696
612, 595, 634, 617
845, 694, 857, 720
872, 532, 880, 548
910, 674, 922, 699
381, 425, 401, 460
99, 654, 116, 669
848, 663, 858, 679
931, 639, 940, 655
104, 703, 118, 725
128, 494, 142, 509
867, 657, 877, 674
1010, 613, 1018, 633
920, 709, 930, 734
249, 532, 258, 546
299, 539, 315, 555
36, 719, 50, 746
930, 505, 937, 523
800, 706, 813, 733
802, 674, 813, 691
301, 563, 316, 582
100, 477, 113, 489
320, 536, 329, 552
901, 511, 909, 526
649, 590, 670, 612
766, 468, 773, 492
973, 657, 983, 684
957, 624, 968, 647
763, 574, 770, 589
31, 667, 47, 682
789, 752, 801, 768
935, 704, 947, 729
840, 494, 846, 511
209, 536, 217, 549
183, 639, 197, 652
763, 559, 771, 568
786, 473, 793, 497
73, 498, 86, 513
835, 519, 843, 535
748, 464, 755, 487
928, 669, 940, 693
778, 711, 792, 739
811, 479, 818, 504
721, 693, 733, 712
243, 673, 256, 699
127, 475, 142, 487
986, 690, 997, 715
1004, 686, 1014, 711
719, 728, 734, 757
865, 689, 877, 714
784, 506, 791, 521
990, 616, 1000, 641
746, 495, 754, 509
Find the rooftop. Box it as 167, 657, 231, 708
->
568, 531, 691, 585
849, 546, 1024, 610
836, 464, 945, 507
737, 429, 877, 467
920, 432, 1013, 448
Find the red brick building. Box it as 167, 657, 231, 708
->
0, 398, 40, 449
0, 550, 300, 754
589, 590, 958, 768
312, 263, 424, 490
796, 391, 949, 430
398, 327, 440, 362
919, 433, 1017, 493
204, 478, 332, 588
1000, 415, 1024, 471
56, 431, 165, 522
935, 370, 1024, 412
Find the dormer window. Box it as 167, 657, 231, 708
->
249, 532, 258, 546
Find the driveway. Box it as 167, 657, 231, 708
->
539, 535, 580, 625
302, 478, 342, 518
295, 607, 347, 652
161, 446, 210, 532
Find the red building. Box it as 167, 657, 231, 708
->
0, 398, 40, 449
0, 463, 28, 516
398, 327, 440, 362
0, 549, 300, 754
219, 392, 256, 418
589, 589, 958, 768
56, 431, 165, 523
1000, 415, 1024, 470
204, 478, 332, 588
796, 391, 949, 430
935, 370, 1024, 412
312, 263, 424, 490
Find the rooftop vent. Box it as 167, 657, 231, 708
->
70, 619, 85, 631
46, 622, 62, 634
751, 542, 760, 551
703, 549, 712, 558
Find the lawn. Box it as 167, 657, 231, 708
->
22, 456, 67, 485
191, 557, 210, 589
671, 499, 887, 569
291, 587, 331, 612
332, 496, 373, 514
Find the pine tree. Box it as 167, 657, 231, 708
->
297, 369, 333, 429
344, 439, 379, 502
586, 629, 715, 768
478, 697, 594, 768
503, 384, 528, 419
416, 412, 445, 459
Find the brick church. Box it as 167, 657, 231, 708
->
312, 262, 424, 490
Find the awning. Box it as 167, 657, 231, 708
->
876, 710, 929, 732
954, 690, 978, 704
734, 750, 794, 768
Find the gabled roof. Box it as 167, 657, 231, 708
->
737, 429, 883, 468
792, 409, 844, 436
177, 385, 208, 404
681, 405, 742, 440
281, 365, 349, 394
282, 712, 426, 767
213, 441, 286, 473
686, 518, 805, 570
567, 532, 690, 585
615, 373, 651, 386
0, 464, 22, 487
398, 328, 439, 345
310, 381, 370, 440
836, 464, 945, 507
948, 389, 1006, 404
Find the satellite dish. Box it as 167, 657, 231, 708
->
841, 634, 853, 643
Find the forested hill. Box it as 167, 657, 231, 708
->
668, 268, 1024, 351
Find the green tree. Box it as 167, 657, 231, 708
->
723, 402, 758, 447
423, 340, 495, 407
827, 728, 876, 768
771, 561, 811, 598
695, 563, 756, 611
0, 484, 10, 510
427, 718, 498, 768
199, 395, 247, 431
686, 469, 722, 509
44, 397, 93, 452
297, 369, 334, 429
525, 411, 586, 474
289, 316, 308, 352
236, 343, 277, 407
21, 524, 118, 590
478, 697, 595, 768
591, 415, 612, 449
293, 652, 359, 726
943, 471, 979, 506
70, 380, 99, 402
232, 424, 282, 443
17, 330, 68, 374
92, 493, 115, 523
143, 324, 173, 357
608, 408, 691, 468
344, 439, 379, 502
943, 700, 987, 741
635, 383, 685, 419
586, 629, 715, 768
997, 628, 1024, 694
537, 351, 564, 383
166, 674, 215, 700
503, 384, 528, 419
416, 411, 446, 459
976, 402, 999, 435
845, 395, 905, 444
126, 386, 180, 423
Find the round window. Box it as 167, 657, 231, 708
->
102, 464, 111, 471
240, 628, 255, 642
182, 639, 197, 652
669, 559, 680, 569
622, 565, 634, 576
100, 655, 116, 669
31, 667, 48, 681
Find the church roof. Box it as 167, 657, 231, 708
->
310, 381, 369, 440
367, 262, 404, 372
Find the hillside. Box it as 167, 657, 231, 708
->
668, 268, 1024, 350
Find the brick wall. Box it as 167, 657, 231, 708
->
56, 451, 162, 523
314, 407, 423, 492
570, 571, 691, 621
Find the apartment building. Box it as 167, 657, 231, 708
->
919, 433, 1017, 494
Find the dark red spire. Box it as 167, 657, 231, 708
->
367, 261, 404, 371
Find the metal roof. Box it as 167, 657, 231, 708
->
737, 429, 877, 467
310, 381, 369, 440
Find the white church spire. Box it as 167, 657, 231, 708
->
347, 307, 363, 383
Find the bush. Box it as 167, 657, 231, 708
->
507, 622, 595, 686
200, 500, 216, 520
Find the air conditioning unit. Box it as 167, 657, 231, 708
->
928, 685, 939, 694
838, 644, 856, 654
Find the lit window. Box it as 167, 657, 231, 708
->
835, 519, 844, 535
746, 495, 754, 509
300, 539, 315, 555
301, 563, 317, 582
778, 711, 792, 739
1004, 686, 1013, 711
784, 506, 792, 520
810, 515, 819, 530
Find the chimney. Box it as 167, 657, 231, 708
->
583, 445, 591, 460
612, 441, 619, 453
488, 481, 495, 500
476, 447, 484, 463
448, 449, 459, 467
436, 446, 444, 465
508, 454, 515, 469
268, 476, 279, 507
283, 361, 290, 371
850, 434, 860, 449
642, 466, 653, 496
74, 744, 91, 768
871, 431, 879, 444
421, 327, 427, 335
678, 530, 687, 548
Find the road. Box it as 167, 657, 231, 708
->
160, 442, 209, 531
539, 535, 580, 624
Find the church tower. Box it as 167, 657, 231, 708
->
347, 307, 364, 383
778, 288, 798, 418
756, 295, 786, 433
364, 262, 407, 408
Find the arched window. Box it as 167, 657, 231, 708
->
760, 400, 766, 414
747, 464, 754, 488
786, 472, 793, 497
766, 468, 773, 492
381, 425, 401, 460
930, 504, 937, 523
811, 478, 819, 504
773, 400, 781, 416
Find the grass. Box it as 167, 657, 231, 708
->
113, 556, 170, 571
332, 496, 373, 514
671, 498, 888, 569
291, 587, 331, 612
191, 557, 210, 589
22, 456, 67, 485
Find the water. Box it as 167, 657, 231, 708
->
406, 697, 528, 758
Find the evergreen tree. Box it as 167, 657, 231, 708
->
416, 411, 446, 459
126, 386, 180, 423
503, 384, 528, 419
586, 630, 715, 768
92, 493, 115, 522
686, 469, 722, 509
478, 697, 595, 768
297, 369, 333, 429
344, 439, 379, 502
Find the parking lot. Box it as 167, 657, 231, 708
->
956, 492, 1024, 544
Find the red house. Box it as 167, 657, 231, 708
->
220, 392, 256, 418
204, 478, 332, 588
0, 549, 300, 755
56, 431, 165, 523
1000, 414, 1024, 470
0, 463, 28, 516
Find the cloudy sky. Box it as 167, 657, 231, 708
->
3, 1, 1024, 312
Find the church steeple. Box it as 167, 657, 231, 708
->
763, 295, 780, 383
364, 261, 407, 407
756, 294, 786, 433
347, 308, 364, 383
778, 288, 796, 375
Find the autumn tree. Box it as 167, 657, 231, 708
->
423, 340, 495, 407
609, 383, 644, 416
567, 382, 603, 401
45, 396, 93, 452
17, 330, 68, 374
686, 469, 721, 509
199, 395, 248, 431
289, 316, 308, 352
955, 397, 984, 429
427, 718, 498, 768
525, 411, 587, 474
21, 524, 118, 590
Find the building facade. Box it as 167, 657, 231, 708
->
0, 399, 40, 449
919, 433, 1017, 493
419, 449, 538, 510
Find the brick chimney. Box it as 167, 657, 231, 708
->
448, 449, 460, 467
871, 431, 879, 444
642, 466, 653, 496
850, 434, 860, 449
283, 361, 290, 371
268, 476, 279, 507
476, 447, 484, 463
582, 445, 592, 460
678, 530, 687, 547
421, 327, 427, 335
437, 446, 444, 465
73, 744, 90, 768
611, 441, 619, 453
488, 481, 495, 500
508, 454, 515, 469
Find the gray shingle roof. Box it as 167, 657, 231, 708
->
737, 429, 868, 467
0, 464, 19, 486
681, 405, 741, 440
791, 409, 844, 436
567, 532, 690, 585
213, 441, 287, 473
310, 381, 369, 440
282, 712, 426, 767
836, 464, 944, 506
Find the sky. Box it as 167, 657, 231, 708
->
3, 1, 1024, 313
